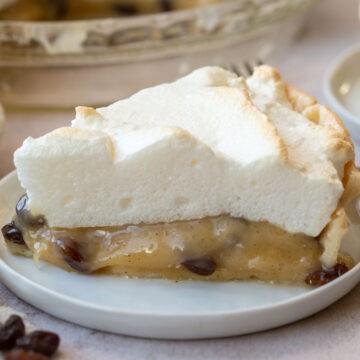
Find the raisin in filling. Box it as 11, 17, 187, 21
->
0, 194, 355, 285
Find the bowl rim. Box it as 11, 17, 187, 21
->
324, 43, 360, 130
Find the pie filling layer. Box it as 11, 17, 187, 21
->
2, 197, 354, 285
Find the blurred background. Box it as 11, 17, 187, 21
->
0, 0, 318, 109
0, 0, 359, 177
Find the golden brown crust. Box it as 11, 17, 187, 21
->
285, 85, 317, 113
303, 104, 352, 143
283, 73, 360, 268
285, 82, 354, 181
239, 87, 290, 163
319, 207, 348, 268
341, 162, 360, 205
76, 106, 99, 117
253, 65, 283, 83
255, 68, 353, 173
286, 84, 351, 142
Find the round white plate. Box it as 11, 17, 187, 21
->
1, 171, 360, 339
324, 44, 360, 141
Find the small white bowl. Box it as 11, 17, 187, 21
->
324, 44, 360, 142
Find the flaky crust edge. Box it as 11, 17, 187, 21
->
285, 83, 359, 268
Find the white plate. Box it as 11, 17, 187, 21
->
1, 171, 360, 339
324, 44, 360, 141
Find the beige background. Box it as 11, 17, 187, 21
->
1, 0, 360, 358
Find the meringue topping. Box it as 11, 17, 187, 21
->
14, 65, 354, 236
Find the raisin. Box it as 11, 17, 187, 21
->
160, 0, 173, 11
15, 331, 59, 357
1, 222, 25, 245
0, 315, 25, 350
16, 195, 45, 229
114, 4, 137, 15
4, 349, 49, 360
55, 237, 89, 273
53, 0, 67, 18
305, 263, 349, 286
182, 258, 216, 276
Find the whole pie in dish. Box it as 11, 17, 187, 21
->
2, 65, 360, 285
0, 0, 223, 21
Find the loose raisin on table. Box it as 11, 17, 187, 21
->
4, 349, 49, 360
305, 263, 349, 286
182, 258, 216, 276
0, 315, 25, 350
1, 222, 25, 245
15, 331, 59, 357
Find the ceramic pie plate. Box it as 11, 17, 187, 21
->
1, 171, 360, 339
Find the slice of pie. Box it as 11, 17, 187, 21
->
2, 65, 360, 285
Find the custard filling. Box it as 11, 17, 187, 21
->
2, 196, 354, 285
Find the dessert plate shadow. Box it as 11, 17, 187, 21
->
1, 171, 360, 339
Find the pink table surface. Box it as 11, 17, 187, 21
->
1, 0, 360, 358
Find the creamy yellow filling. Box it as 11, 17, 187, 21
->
9, 215, 354, 284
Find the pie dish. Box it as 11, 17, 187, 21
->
2, 65, 360, 286
0, 0, 319, 109
0, 0, 223, 20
